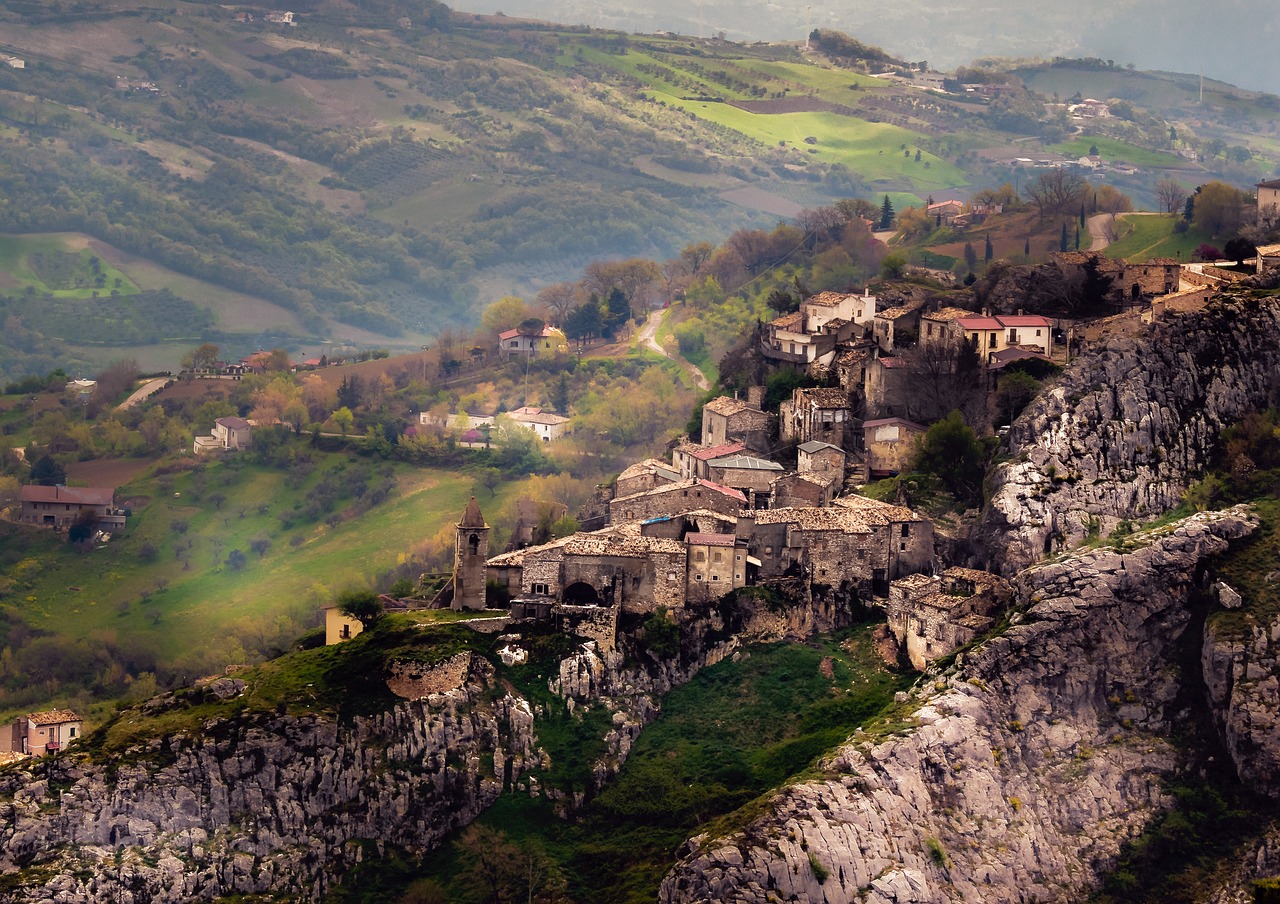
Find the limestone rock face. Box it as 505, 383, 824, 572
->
978, 296, 1280, 574
1203, 611, 1280, 798
660, 510, 1256, 904
0, 665, 537, 902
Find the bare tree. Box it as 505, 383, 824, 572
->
1026, 170, 1087, 218
899, 338, 986, 424
1155, 178, 1188, 216
536, 282, 579, 325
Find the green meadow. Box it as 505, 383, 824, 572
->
1103, 213, 1210, 261
0, 233, 139, 298
1050, 136, 1183, 168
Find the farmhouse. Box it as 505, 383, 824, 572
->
0, 710, 82, 756
1259, 180, 1280, 227
926, 199, 964, 225
507, 406, 571, 442
18, 485, 125, 532
195, 416, 252, 453
498, 325, 565, 358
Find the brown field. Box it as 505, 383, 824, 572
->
65, 457, 153, 488
150, 379, 235, 405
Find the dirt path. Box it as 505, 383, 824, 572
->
116, 377, 173, 411
1087, 213, 1114, 251
639, 309, 711, 391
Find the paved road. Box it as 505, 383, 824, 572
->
639, 309, 711, 391
116, 377, 172, 411
1086, 213, 1114, 251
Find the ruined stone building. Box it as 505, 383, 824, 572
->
615, 458, 681, 498
705, 453, 784, 508
608, 478, 747, 524
701, 395, 771, 452
780, 386, 856, 447
672, 441, 746, 480
885, 567, 1013, 669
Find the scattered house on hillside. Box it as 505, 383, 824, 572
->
780, 386, 856, 447
0, 55, 25, 69
615, 458, 681, 498
872, 301, 925, 352
862, 417, 926, 478
609, 478, 746, 524
498, 325, 565, 358
265, 10, 297, 25
0, 710, 82, 756
926, 199, 964, 225
507, 406, 571, 442
18, 486, 125, 532
672, 440, 746, 481
195, 416, 253, 454
65, 379, 96, 403
885, 567, 1013, 669
701, 395, 771, 451
324, 595, 411, 644
705, 453, 784, 508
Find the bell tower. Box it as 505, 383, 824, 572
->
453, 496, 489, 611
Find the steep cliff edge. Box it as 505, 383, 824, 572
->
660, 509, 1256, 904
978, 293, 1280, 574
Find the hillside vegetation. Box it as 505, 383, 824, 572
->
1, 1, 1276, 380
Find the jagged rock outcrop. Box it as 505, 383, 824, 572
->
661, 509, 1256, 903
1203, 609, 1280, 798
978, 294, 1280, 574
0, 660, 537, 902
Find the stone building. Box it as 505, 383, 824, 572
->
452, 497, 489, 611
872, 301, 925, 352
615, 458, 680, 498
780, 386, 856, 447
18, 486, 125, 532
701, 396, 771, 451
864, 357, 916, 419
705, 454, 784, 508
771, 471, 839, 509
608, 478, 746, 524
672, 441, 745, 480
885, 567, 1013, 669
797, 440, 846, 478
862, 417, 926, 478
685, 532, 749, 603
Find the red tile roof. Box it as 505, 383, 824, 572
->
19, 486, 114, 506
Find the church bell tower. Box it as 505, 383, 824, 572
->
453, 496, 489, 611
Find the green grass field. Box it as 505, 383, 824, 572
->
0, 447, 534, 723
0, 233, 139, 298
1050, 136, 1182, 168
1103, 213, 1210, 261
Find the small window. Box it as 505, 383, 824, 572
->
711, 575, 719, 581
695, 574, 703, 581
900, 542, 907, 551
901, 524, 909, 537
695, 550, 706, 562
713, 551, 722, 563
69, 727, 76, 738
668, 572, 677, 581
736, 554, 742, 561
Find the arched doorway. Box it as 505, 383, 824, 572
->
562, 581, 602, 606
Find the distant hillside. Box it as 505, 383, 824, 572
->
0, 0, 1276, 380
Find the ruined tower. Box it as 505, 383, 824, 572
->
452, 496, 489, 611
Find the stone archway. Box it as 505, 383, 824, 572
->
562, 581, 602, 606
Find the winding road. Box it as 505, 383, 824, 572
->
638, 309, 711, 391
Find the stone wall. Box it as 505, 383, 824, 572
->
385, 652, 474, 699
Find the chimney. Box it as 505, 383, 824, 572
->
747, 385, 765, 408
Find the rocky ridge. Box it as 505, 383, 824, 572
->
978, 293, 1280, 574
660, 508, 1256, 903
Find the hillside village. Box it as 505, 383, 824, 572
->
323, 241, 1239, 672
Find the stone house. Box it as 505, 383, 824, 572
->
762, 292, 877, 367
705, 454, 784, 508
609, 478, 746, 524
864, 357, 916, 420
801, 290, 877, 333
926, 199, 964, 225
872, 301, 925, 352
919, 306, 978, 347
672, 440, 745, 480
833, 342, 876, 393
508, 498, 570, 549
685, 532, 749, 602
18, 485, 125, 532
797, 440, 846, 477
701, 396, 772, 451
1257, 179, 1280, 226
196, 416, 252, 453
746, 494, 933, 593
862, 417, 926, 478
1121, 259, 1182, 301
615, 458, 681, 498
771, 471, 839, 509
885, 567, 1013, 669
1257, 243, 1280, 275
780, 386, 856, 448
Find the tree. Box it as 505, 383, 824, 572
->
679, 241, 715, 276
536, 282, 579, 324
1192, 181, 1251, 237
879, 195, 895, 229
914, 410, 985, 504
337, 375, 362, 410
1156, 179, 1188, 216
225, 549, 248, 571
984, 233, 994, 262
1096, 184, 1133, 219
1223, 237, 1257, 266
881, 252, 907, 279
30, 454, 66, 486
480, 295, 531, 334
333, 406, 354, 437
1060, 222, 1069, 252
249, 537, 272, 558
963, 242, 978, 271
480, 467, 501, 497
337, 589, 383, 628
994, 371, 1041, 426
1024, 237, 1031, 258
564, 299, 602, 348
1026, 170, 1087, 218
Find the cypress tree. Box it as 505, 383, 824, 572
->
1024, 237, 1031, 258
880, 195, 895, 229
1060, 222, 1068, 252
984, 233, 994, 261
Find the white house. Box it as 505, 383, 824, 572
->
506, 406, 571, 442
498, 325, 566, 358
195, 416, 253, 453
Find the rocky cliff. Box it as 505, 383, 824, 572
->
0, 661, 538, 902
660, 509, 1256, 903
1203, 607, 1280, 799
978, 293, 1280, 574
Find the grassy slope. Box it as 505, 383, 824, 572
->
1103, 214, 1211, 261
1050, 136, 1183, 168
0, 233, 138, 298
